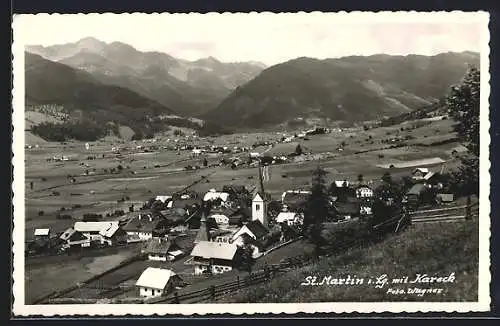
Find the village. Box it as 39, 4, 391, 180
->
25, 116, 471, 304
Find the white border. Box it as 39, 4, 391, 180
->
12, 11, 491, 316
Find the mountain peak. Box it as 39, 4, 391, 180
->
75, 37, 107, 51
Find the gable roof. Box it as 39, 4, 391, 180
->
190, 241, 239, 260
99, 223, 122, 238
144, 238, 179, 255
60, 228, 86, 241
34, 228, 50, 236
122, 215, 159, 232
74, 221, 119, 233
203, 191, 230, 202
423, 171, 437, 180
135, 267, 178, 290
407, 183, 428, 195
413, 168, 429, 174
276, 212, 298, 223
244, 220, 269, 239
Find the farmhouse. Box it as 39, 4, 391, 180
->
405, 183, 429, 207
334, 202, 361, 220
135, 267, 184, 298
275, 212, 304, 226
59, 227, 90, 249
143, 237, 184, 262
73, 221, 125, 245
190, 241, 241, 275
122, 214, 163, 241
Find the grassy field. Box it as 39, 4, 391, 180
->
23, 117, 467, 302
219, 219, 479, 303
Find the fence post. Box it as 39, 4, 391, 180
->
174, 291, 179, 304
465, 196, 471, 220
210, 285, 216, 300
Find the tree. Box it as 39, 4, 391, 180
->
357, 174, 364, 183
382, 172, 393, 184
328, 181, 339, 196
446, 66, 480, 196
447, 65, 480, 156
295, 144, 303, 155
239, 245, 255, 274
203, 158, 208, 167
304, 166, 330, 232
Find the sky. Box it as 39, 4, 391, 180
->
14, 12, 487, 66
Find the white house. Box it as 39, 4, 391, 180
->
122, 214, 157, 241
73, 221, 124, 245
252, 192, 268, 226
143, 237, 184, 262
210, 214, 229, 226
249, 152, 261, 158
276, 212, 304, 226
155, 195, 172, 203
355, 185, 374, 198
190, 241, 240, 275
334, 180, 350, 187
203, 189, 230, 205
135, 267, 183, 298
34, 228, 50, 240
59, 228, 90, 249
192, 148, 202, 156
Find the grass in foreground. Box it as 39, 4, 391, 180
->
220, 219, 479, 303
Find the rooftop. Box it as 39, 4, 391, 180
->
190, 241, 239, 260
135, 267, 178, 290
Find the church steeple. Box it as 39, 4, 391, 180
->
194, 204, 210, 243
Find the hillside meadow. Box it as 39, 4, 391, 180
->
219, 219, 479, 303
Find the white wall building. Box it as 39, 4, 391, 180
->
252, 193, 268, 226
135, 267, 183, 298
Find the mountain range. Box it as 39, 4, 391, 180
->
205, 52, 480, 128
25, 37, 480, 136
26, 37, 266, 116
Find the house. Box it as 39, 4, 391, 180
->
73, 221, 122, 245
275, 212, 304, 226
122, 214, 162, 241
203, 189, 230, 206
155, 195, 172, 204
190, 241, 241, 275
355, 185, 374, 198
228, 207, 251, 226
59, 227, 90, 249
405, 183, 429, 206
334, 180, 350, 188
231, 220, 269, 245
143, 237, 184, 261
135, 267, 184, 298
99, 223, 127, 246
334, 202, 361, 220
412, 168, 430, 180
210, 214, 229, 226
33, 228, 50, 240
281, 190, 311, 210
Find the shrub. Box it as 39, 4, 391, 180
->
57, 214, 72, 220
37, 210, 44, 216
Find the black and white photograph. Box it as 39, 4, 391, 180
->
11, 11, 491, 315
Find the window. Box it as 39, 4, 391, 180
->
255, 204, 260, 211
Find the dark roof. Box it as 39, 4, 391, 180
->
122, 215, 160, 232
244, 220, 269, 239
407, 183, 427, 196
144, 238, 180, 255
171, 198, 201, 209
